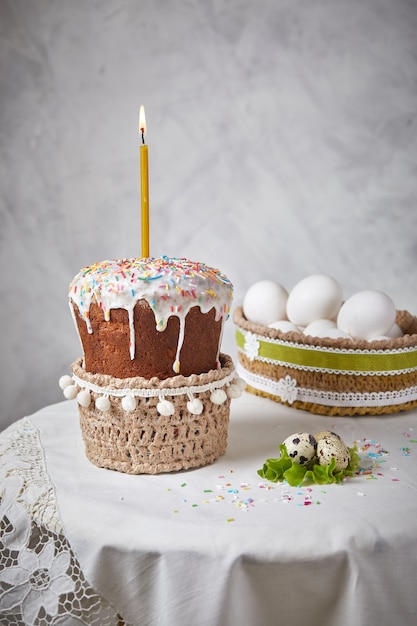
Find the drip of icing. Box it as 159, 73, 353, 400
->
69, 256, 233, 373
173, 315, 186, 373
216, 317, 227, 369
127, 305, 135, 360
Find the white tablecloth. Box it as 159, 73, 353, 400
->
1, 394, 417, 626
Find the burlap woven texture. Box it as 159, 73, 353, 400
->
72, 354, 234, 474
234, 307, 417, 416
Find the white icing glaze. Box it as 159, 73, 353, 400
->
69, 256, 233, 373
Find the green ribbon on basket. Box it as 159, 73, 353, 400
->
235, 328, 417, 374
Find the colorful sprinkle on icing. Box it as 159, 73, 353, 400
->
69, 256, 233, 369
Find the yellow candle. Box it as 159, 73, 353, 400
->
139, 105, 150, 258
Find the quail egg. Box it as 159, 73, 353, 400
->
314, 430, 342, 443
316, 434, 350, 472
282, 432, 317, 465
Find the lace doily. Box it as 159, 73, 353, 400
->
0, 418, 129, 626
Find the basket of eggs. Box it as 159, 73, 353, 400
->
234, 275, 417, 416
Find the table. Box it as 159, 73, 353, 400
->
1, 393, 417, 626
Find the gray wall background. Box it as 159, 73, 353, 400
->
1, 0, 416, 431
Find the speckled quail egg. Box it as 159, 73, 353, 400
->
314, 430, 342, 443
316, 434, 350, 472
282, 432, 317, 465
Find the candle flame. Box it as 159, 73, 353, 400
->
139, 105, 147, 137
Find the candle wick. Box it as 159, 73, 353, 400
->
141, 130, 145, 145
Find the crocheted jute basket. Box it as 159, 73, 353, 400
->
234, 306, 417, 416
69, 354, 240, 474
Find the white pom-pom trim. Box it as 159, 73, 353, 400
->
235, 376, 247, 391
210, 389, 227, 405
122, 394, 137, 412
59, 375, 74, 390
187, 397, 204, 415
63, 384, 79, 400
157, 398, 175, 416
227, 383, 243, 399
62, 360, 241, 415
77, 389, 91, 407
95, 395, 111, 412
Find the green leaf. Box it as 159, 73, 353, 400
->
305, 457, 338, 484
258, 444, 362, 486
346, 445, 361, 474
283, 462, 308, 487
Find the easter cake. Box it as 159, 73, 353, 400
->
61, 256, 243, 474
68, 257, 233, 379
234, 275, 417, 416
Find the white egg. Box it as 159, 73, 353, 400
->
303, 319, 337, 337
286, 275, 343, 327
337, 290, 396, 340
243, 280, 288, 326
268, 320, 300, 333
386, 322, 404, 339
315, 328, 352, 340
282, 432, 317, 465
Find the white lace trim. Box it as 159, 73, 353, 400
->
238, 364, 417, 408
0, 418, 128, 625
243, 330, 417, 356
